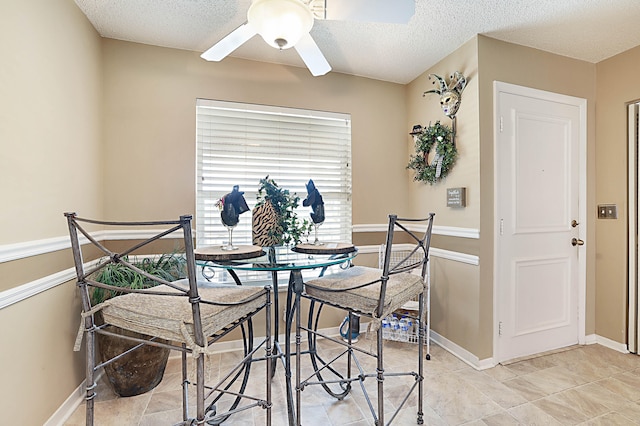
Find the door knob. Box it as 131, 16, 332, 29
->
571, 238, 584, 246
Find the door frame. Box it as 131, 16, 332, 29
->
493, 81, 587, 363
628, 101, 639, 353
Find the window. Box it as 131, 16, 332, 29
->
196, 99, 352, 254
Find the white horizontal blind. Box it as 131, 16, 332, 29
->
196, 99, 352, 250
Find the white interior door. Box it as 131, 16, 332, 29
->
495, 82, 586, 363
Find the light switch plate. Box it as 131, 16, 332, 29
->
597, 204, 617, 219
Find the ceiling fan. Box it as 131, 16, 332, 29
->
200, 0, 415, 76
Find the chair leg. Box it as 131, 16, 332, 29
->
417, 293, 425, 425
265, 287, 272, 426
85, 326, 96, 426
196, 352, 205, 423
181, 344, 188, 423
285, 273, 296, 426
295, 297, 300, 424
347, 312, 353, 380
426, 279, 431, 360
376, 326, 384, 426
295, 286, 302, 426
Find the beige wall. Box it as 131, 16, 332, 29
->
430, 257, 481, 348
406, 37, 480, 229
0, 0, 102, 424
405, 37, 486, 356
595, 45, 640, 342
101, 39, 410, 225
0, 0, 103, 244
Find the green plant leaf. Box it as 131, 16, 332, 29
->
90, 252, 187, 305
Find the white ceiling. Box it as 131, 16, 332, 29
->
74, 0, 640, 84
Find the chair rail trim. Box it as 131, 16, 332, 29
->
353, 224, 479, 239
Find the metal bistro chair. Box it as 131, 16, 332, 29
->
65, 213, 272, 425
295, 213, 434, 426
378, 244, 431, 359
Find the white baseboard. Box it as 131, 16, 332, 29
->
429, 330, 496, 370
584, 333, 597, 345
44, 377, 90, 426
45, 382, 84, 426
588, 334, 629, 353
428, 332, 633, 370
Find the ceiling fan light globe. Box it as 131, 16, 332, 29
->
248, 0, 314, 50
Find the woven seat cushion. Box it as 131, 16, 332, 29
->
304, 266, 424, 318
101, 280, 267, 344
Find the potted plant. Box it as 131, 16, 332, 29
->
91, 252, 187, 397
252, 176, 311, 246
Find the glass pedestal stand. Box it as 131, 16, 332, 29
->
221, 224, 238, 251
313, 221, 324, 246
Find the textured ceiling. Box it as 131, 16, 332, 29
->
74, 0, 640, 84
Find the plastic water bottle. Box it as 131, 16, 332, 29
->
390, 316, 399, 341
381, 317, 390, 340
399, 317, 409, 342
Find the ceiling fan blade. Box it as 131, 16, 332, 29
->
201, 23, 257, 61
319, 0, 415, 24
294, 33, 331, 76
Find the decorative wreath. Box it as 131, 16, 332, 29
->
407, 121, 457, 184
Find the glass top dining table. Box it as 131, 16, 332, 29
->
194, 243, 357, 425
195, 243, 356, 270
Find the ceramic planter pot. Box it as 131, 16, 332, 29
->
98, 322, 170, 397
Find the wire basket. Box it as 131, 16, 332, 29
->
407, 325, 429, 345
379, 244, 431, 349
378, 244, 424, 271
379, 244, 429, 306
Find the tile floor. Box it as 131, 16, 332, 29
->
64, 338, 640, 425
